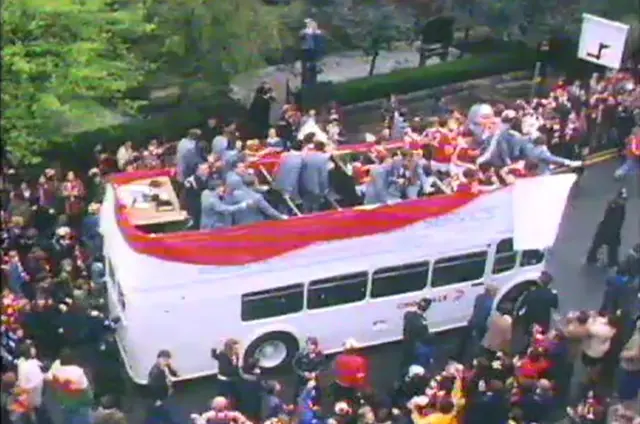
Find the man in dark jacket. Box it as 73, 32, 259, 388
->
600, 264, 637, 317
183, 162, 214, 229
292, 337, 325, 401
521, 271, 559, 333
586, 188, 628, 267
402, 298, 433, 371
145, 349, 179, 424
458, 284, 497, 363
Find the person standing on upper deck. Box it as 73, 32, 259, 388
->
364, 157, 402, 205
273, 142, 304, 207
199, 185, 253, 230
224, 161, 255, 192
300, 140, 331, 213
176, 129, 206, 183
211, 122, 237, 157
226, 174, 287, 225
183, 162, 213, 229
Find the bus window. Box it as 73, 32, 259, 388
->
431, 251, 488, 288
521, 249, 545, 266
106, 258, 126, 312
492, 238, 517, 274
307, 272, 368, 310
241, 284, 304, 321
371, 261, 430, 299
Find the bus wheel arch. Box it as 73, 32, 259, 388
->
244, 331, 299, 371
496, 280, 538, 316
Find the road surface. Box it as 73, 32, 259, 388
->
110, 159, 637, 422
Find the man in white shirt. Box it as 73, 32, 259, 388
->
16, 344, 44, 414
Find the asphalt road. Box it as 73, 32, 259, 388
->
106, 159, 636, 423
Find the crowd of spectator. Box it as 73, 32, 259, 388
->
181, 266, 639, 424
0, 68, 638, 424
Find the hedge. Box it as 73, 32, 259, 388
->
331, 49, 537, 105
43, 99, 247, 171
44, 48, 537, 169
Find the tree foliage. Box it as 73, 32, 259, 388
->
452, 0, 639, 43
1, 0, 152, 164
142, 0, 304, 87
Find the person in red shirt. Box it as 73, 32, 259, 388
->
516, 348, 551, 383
331, 338, 369, 405
428, 117, 457, 165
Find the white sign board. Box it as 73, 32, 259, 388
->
578, 14, 629, 69
513, 173, 577, 251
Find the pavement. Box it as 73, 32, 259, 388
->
230, 46, 461, 125
104, 159, 636, 423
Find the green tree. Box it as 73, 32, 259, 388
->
454, 0, 639, 44
1, 0, 151, 164
141, 0, 304, 100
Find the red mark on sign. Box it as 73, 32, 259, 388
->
396, 289, 465, 309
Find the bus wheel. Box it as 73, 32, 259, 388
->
244, 332, 299, 371
497, 281, 537, 318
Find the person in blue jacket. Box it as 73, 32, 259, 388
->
297, 379, 323, 424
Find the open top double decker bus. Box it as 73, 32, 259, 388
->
100, 140, 577, 384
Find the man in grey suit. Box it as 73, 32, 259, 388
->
176, 129, 206, 183
300, 141, 332, 213
227, 177, 288, 226
199, 185, 254, 230
364, 157, 402, 205
273, 145, 304, 203
225, 161, 256, 191
211, 122, 236, 156
404, 150, 436, 199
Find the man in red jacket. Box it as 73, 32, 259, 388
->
331, 338, 369, 405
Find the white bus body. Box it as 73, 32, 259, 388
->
100, 172, 576, 384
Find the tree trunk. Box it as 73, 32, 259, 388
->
418, 45, 426, 67
368, 51, 379, 76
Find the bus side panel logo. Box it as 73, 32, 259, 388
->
396, 289, 465, 309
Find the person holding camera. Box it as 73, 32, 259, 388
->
145, 349, 179, 424
248, 81, 276, 139
211, 338, 241, 404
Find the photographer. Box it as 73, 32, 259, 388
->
248, 81, 276, 139
145, 349, 179, 424
211, 339, 241, 404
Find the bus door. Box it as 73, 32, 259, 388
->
426, 250, 490, 329
369, 260, 432, 343
304, 272, 370, 348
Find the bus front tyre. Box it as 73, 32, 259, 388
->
244, 332, 299, 371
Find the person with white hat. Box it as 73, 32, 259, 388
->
330, 338, 369, 405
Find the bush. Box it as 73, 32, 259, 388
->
330, 49, 537, 105
44, 99, 247, 171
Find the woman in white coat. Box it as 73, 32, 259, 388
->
16, 344, 44, 419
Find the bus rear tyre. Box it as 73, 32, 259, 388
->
244, 332, 299, 372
